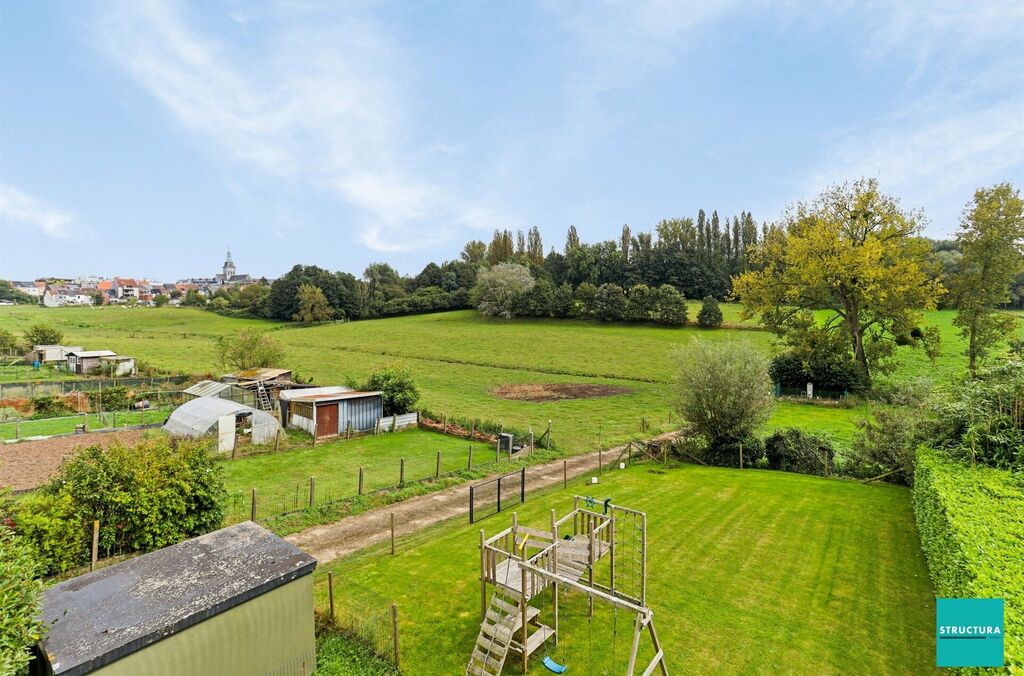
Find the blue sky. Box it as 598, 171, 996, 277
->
1, 1, 1022, 281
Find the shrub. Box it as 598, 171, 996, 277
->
98, 385, 131, 412
914, 448, 1023, 672
572, 282, 598, 319
471, 263, 535, 319
769, 350, 867, 395
848, 407, 924, 484
21, 323, 63, 351
31, 395, 75, 418
651, 285, 688, 325
673, 338, 774, 453
363, 363, 420, 416
215, 329, 286, 372
761, 428, 834, 476
0, 526, 45, 675
696, 296, 723, 328
624, 284, 654, 321
17, 438, 226, 561
0, 328, 17, 356
929, 360, 1024, 469
870, 376, 934, 407
594, 283, 626, 322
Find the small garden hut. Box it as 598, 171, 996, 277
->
32, 522, 317, 676
279, 386, 383, 438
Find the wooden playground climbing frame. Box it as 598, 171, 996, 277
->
467, 497, 668, 675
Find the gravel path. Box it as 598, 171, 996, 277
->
285, 431, 679, 565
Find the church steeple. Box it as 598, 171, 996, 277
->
222, 249, 236, 280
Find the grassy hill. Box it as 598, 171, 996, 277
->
1, 303, 1017, 451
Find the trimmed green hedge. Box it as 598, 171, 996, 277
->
914, 447, 1024, 672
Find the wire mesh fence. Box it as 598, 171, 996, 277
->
318, 576, 400, 668
468, 467, 526, 523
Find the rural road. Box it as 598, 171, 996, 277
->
285, 431, 680, 565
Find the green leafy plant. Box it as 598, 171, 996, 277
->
762, 428, 834, 476
0, 525, 46, 675
696, 296, 723, 328
363, 363, 420, 416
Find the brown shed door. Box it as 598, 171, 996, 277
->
315, 403, 338, 437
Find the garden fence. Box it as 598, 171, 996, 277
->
0, 393, 182, 441
230, 440, 525, 525
0, 375, 188, 400
318, 577, 400, 668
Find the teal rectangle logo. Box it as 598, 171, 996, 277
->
936, 598, 1004, 667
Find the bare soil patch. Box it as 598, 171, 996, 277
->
0, 429, 149, 492
492, 382, 633, 402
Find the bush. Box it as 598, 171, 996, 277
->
761, 428, 834, 476
215, 329, 286, 372
16, 438, 226, 563
870, 376, 934, 407
652, 285, 688, 325
673, 338, 774, 452
471, 263, 535, 319
594, 283, 626, 321
696, 296, 723, 328
31, 395, 75, 418
848, 407, 924, 484
930, 360, 1024, 469
914, 448, 1023, 672
769, 350, 867, 395
99, 385, 131, 412
0, 328, 17, 356
21, 323, 63, 351
0, 526, 45, 675
363, 363, 420, 416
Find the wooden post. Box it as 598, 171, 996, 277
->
494, 441, 499, 463
358, 467, 364, 495
275, 429, 282, 452
599, 448, 603, 474
391, 414, 397, 432
550, 509, 559, 644
391, 603, 401, 669
563, 460, 567, 489
467, 445, 473, 469
251, 488, 257, 521
399, 458, 405, 486
15, 421, 19, 439
442, 413, 447, 435
435, 451, 441, 479
520, 540, 529, 673
479, 529, 487, 620
470, 421, 476, 439
327, 571, 336, 621
546, 420, 552, 449
90, 520, 99, 571
309, 477, 315, 508
641, 512, 648, 606
529, 430, 534, 455
346, 419, 352, 440
390, 512, 396, 555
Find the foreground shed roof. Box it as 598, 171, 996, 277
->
37, 522, 316, 676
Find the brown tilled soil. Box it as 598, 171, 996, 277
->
492, 383, 633, 402
285, 430, 680, 565
0, 429, 148, 491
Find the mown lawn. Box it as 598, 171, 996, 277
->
315, 463, 935, 674
0, 407, 174, 440
220, 429, 493, 524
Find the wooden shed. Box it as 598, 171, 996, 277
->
32, 522, 317, 676
66, 350, 118, 375
24, 345, 83, 365
279, 386, 384, 438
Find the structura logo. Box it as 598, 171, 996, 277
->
936, 598, 1004, 668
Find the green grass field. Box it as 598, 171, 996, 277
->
220, 429, 498, 524
0, 407, 173, 440
1, 304, 1015, 454
315, 462, 935, 674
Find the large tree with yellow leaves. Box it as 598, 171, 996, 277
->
733, 179, 943, 384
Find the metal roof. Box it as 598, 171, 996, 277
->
66, 350, 117, 358
288, 390, 382, 404
183, 379, 241, 397
229, 367, 292, 381
37, 522, 316, 676
278, 385, 352, 401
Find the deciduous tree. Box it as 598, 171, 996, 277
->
733, 179, 943, 383
951, 182, 1024, 375
291, 284, 334, 323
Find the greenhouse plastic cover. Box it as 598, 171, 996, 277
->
163, 397, 280, 444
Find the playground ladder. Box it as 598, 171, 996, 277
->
255, 381, 273, 411
467, 589, 552, 675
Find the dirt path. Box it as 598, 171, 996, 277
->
285, 431, 680, 565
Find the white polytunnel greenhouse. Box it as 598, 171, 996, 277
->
162, 397, 281, 445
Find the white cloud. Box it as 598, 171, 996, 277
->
0, 184, 74, 239
94, 0, 495, 251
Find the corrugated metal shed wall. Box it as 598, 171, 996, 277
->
338, 395, 383, 432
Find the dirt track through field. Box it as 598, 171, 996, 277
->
285, 431, 680, 565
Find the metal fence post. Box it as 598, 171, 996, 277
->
469, 485, 475, 524
251, 488, 257, 521
435, 451, 441, 479
309, 476, 315, 508
399, 458, 405, 486
520, 467, 526, 504
391, 603, 400, 669
497, 477, 502, 514
358, 467, 364, 495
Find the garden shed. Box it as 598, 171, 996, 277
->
182, 379, 255, 406
279, 386, 383, 438
66, 350, 118, 374
32, 521, 317, 676
162, 397, 281, 446
24, 344, 83, 365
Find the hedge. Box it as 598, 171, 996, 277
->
913, 447, 1024, 672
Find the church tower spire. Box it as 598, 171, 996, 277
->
223, 248, 236, 280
